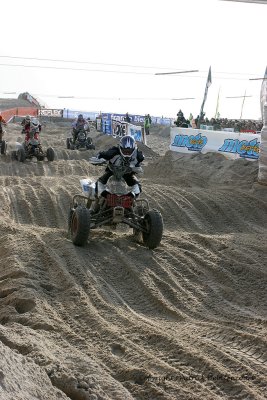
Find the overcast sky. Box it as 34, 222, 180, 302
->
0, 0, 266, 119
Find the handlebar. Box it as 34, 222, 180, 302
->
89, 156, 107, 165
89, 157, 143, 173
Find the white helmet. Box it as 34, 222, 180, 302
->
31, 118, 39, 126
119, 135, 136, 158
30, 118, 40, 130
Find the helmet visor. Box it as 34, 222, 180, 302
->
121, 147, 134, 157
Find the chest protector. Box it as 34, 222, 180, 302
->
109, 149, 138, 169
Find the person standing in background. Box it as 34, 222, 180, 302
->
144, 114, 152, 135
124, 112, 131, 123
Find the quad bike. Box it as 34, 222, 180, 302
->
12, 131, 55, 162
66, 128, 95, 150
68, 158, 163, 249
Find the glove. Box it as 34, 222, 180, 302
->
100, 190, 109, 198
127, 192, 135, 199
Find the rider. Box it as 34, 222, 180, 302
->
72, 114, 88, 143
24, 118, 42, 147
124, 112, 131, 123
0, 114, 7, 142
96, 135, 144, 200
21, 115, 31, 133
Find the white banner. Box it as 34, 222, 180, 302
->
111, 120, 143, 143
112, 120, 127, 137
170, 127, 261, 160
38, 109, 63, 117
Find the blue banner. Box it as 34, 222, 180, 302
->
63, 109, 173, 125
101, 113, 112, 134
63, 110, 100, 120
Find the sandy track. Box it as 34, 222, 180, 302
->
0, 123, 266, 399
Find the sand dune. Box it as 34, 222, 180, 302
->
0, 123, 266, 400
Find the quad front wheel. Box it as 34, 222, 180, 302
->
66, 138, 71, 149
1, 140, 7, 155
11, 150, 17, 160
46, 147, 55, 161
17, 148, 26, 162
70, 206, 91, 246
142, 209, 163, 249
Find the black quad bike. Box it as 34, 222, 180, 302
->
68, 159, 163, 249
66, 128, 95, 150
12, 131, 55, 162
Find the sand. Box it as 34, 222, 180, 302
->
0, 122, 266, 400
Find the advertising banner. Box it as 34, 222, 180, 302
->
128, 124, 142, 142
101, 114, 112, 134
38, 109, 63, 117
112, 120, 127, 137
170, 127, 261, 160
111, 113, 172, 126
63, 109, 100, 120
111, 120, 143, 142
62, 110, 173, 126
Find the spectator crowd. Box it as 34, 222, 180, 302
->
174, 110, 263, 133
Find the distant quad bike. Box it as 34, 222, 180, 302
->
66, 128, 95, 150
12, 131, 55, 162
68, 158, 164, 249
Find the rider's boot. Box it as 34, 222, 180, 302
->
97, 181, 106, 197
89, 198, 99, 214
89, 195, 106, 214
129, 183, 141, 198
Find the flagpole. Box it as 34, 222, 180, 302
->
214, 87, 220, 118
240, 89, 246, 119
198, 66, 212, 128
